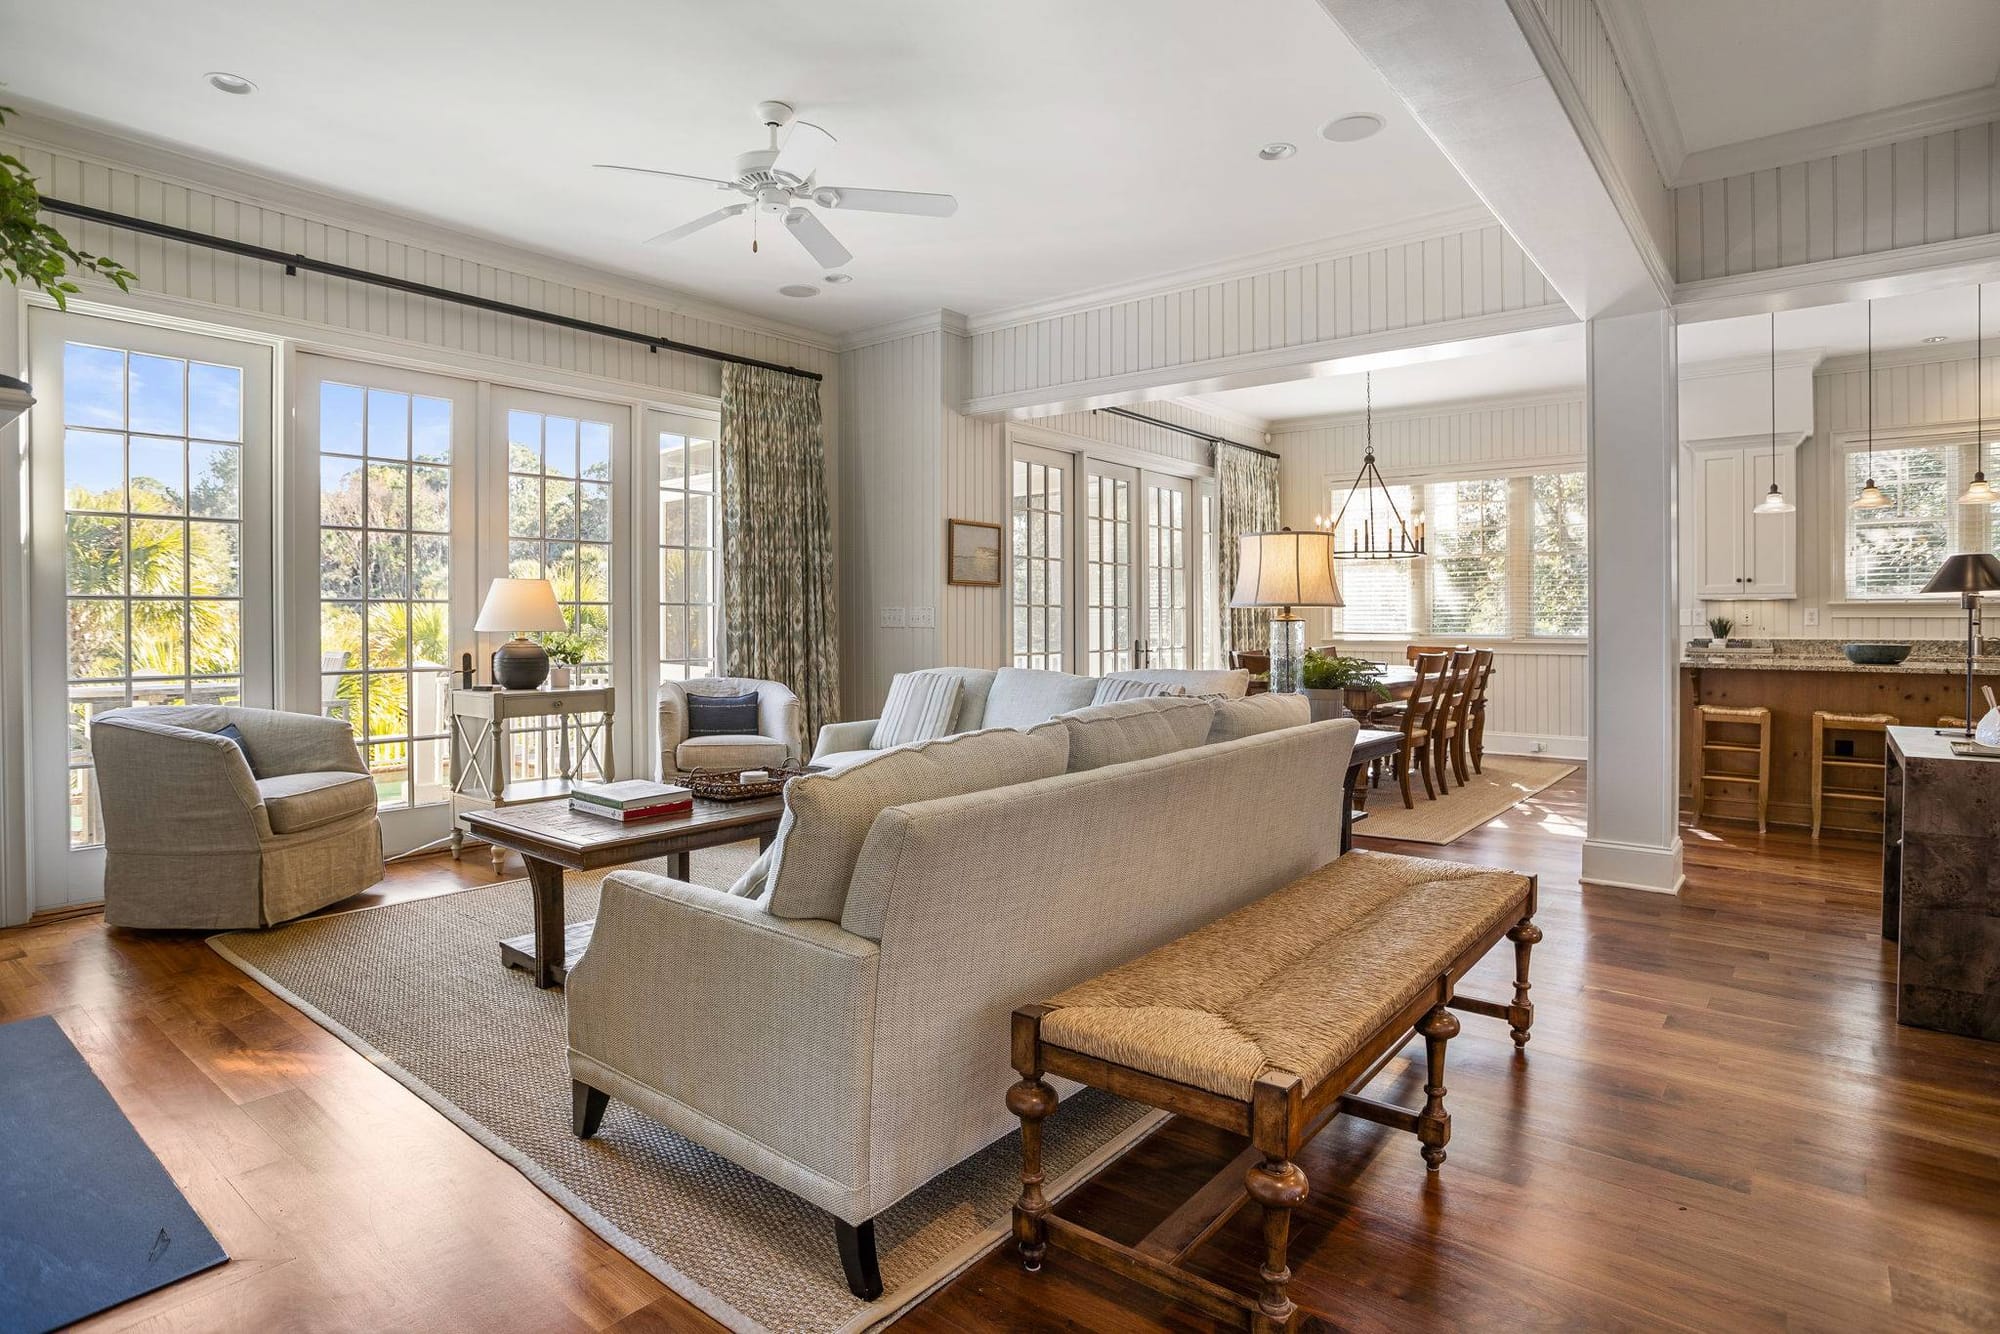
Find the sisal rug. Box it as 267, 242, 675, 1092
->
1354, 755, 1578, 845
209, 844, 1162, 1334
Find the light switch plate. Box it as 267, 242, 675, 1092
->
908, 606, 936, 628
1803, 607, 1819, 627
880, 606, 906, 628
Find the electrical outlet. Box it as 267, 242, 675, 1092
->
1803, 607, 1819, 628
908, 606, 936, 628
1531, 741, 1547, 754
880, 606, 906, 629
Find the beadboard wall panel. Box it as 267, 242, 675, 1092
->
1526, 0, 1676, 273
964, 222, 1570, 411
1272, 396, 1591, 748
1694, 351, 2000, 640
1673, 119, 2000, 281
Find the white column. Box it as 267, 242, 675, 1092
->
1582, 309, 1684, 894
0, 280, 27, 927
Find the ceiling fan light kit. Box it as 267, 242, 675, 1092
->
597, 100, 958, 269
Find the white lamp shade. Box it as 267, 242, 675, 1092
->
474, 578, 567, 633
1229, 530, 1342, 608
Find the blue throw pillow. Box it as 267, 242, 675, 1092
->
214, 723, 258, 776
686, 691, 760, 738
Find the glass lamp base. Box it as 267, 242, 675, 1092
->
1268, 615, 1306, 694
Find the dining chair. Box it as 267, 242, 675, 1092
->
1425, 650, 1473, 796
1387, 651, 1449, 808
1405, 643, 1466, 664
1464, 649, 1496, 775
1438, 649, 1481, 786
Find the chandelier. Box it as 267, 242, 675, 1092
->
1315, 372, 1425, 559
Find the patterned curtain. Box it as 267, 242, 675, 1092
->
1216, 442, 1281, 658
719, 364, 840, 741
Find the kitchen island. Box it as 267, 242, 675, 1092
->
1679, 642, 1998, 833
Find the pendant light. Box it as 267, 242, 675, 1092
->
1316, 371, 1426, 559
1753, 311, 1795, 514
1851, 299, 1891, 510
1958, 283, 1997, 505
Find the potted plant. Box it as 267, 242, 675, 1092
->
1707, 615, 1734, 649
539, 630, 589, 689
1, 103, 137, 425
1299, 649, 1390, 722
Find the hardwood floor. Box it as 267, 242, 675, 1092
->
4, 769, 1997, 1331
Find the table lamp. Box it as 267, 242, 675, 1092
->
1230, 528, 1342, 694
1921, 552, 2000, 738
474, 578, 568, 689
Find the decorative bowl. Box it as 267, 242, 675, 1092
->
1842, 642, 1912, 666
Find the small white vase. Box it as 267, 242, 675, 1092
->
549, 664, 572, 690
1977, 707, 2000, 747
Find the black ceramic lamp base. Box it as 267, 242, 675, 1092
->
493, 637, 550, 690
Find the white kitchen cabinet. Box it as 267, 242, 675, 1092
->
1688, 433, 1802, 600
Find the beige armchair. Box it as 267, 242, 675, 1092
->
90, 706, 384, 930
658, 676, 803, 777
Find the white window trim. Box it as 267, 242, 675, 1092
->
1827, 426, 1989, 604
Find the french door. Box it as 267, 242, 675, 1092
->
1142, 474, 1193, 668
25, 310, 275, 907
290, 355, 477, 857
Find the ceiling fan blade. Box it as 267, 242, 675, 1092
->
811, 186, 958, 218
783, 208, 853, 269
645, 203, 749, 246
596, 163, 734, 189
771, 120, 835, 182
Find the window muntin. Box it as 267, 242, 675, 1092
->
62, 342, 244, 847
1530, 470, 1588, 638
1083, 471, 1134, 675
659, 428, 719, 682
1144, 481, 1189, 669
1011, 457, 1067, 671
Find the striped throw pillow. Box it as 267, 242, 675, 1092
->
1091, 677, 1175, 705
870, 670, 965, 749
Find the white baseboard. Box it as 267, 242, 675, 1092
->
1481, 732, 1588, 762
1580, 836, 1685, 894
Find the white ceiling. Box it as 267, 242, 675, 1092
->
1634, 0, 2000, 154
0, 0, 1481, 336
1187, 282, 1995, 423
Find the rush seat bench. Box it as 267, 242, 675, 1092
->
1007, 850, 1539, 1332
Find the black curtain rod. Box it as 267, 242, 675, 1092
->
1094, 405, 1279, 460
37, 198, 824, 383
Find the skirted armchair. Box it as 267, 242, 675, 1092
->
657, 676, 804, 777
90, 706, 384, 930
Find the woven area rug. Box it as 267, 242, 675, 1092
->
1355, 755, 1578, 845
209, 845, 1161, 1334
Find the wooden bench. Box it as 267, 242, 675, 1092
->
1007, 850, 1539, 1332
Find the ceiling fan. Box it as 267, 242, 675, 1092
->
596, 101, 957, 269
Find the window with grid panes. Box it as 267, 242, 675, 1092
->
1011, 457, 1067, 671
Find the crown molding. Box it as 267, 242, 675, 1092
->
1681, 429, 1807, 453
961, 203, 1500, 336
1674, 82, 2000, 187
2, 103, 841, 355
1593, 0, 1687, 184
1818, 342, 1998, 376
1166, 395, 1271, 440
836, 308, 969, 353
1267, 387, 1588, 435
1677, 348, 1826, 381
1671, 231, 2000, 323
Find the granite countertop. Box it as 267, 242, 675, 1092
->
1680, 638, 1999, 674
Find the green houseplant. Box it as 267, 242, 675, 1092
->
1, 102, 137, 425
1298, 649, 1389, 721
539, 629, 590, 688
1707, 615, 1734, 647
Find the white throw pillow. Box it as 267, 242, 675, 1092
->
870, 670, 965, 749
1091, 677, 1174, 705
1207, 693, 1311, 744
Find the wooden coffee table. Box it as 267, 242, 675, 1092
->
464, 795, 785, 988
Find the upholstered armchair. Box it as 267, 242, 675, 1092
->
90, 706, 384, 930
657, 676, 803, 777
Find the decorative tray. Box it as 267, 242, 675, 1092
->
683, 764, 816, 801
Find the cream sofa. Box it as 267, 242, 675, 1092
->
809, 665, 1251, 770
566, 693, 1342, 1298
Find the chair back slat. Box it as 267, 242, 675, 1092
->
1401, 652, 1449, 739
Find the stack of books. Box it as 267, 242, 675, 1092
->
570, 780, 694, 822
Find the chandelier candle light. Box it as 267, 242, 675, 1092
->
1230, 529, 1343, 694
1317, 372, 1426, 559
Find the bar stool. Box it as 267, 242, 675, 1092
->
1693, 704, 1772, 833
1811, 711, 1898, 839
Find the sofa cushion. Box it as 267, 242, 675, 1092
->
1207, 693, 1311, 744
870, 670, 964, 749
1058, 696, 1216, 773
1091, 677, 1173, 705
766, 723, 1071, 923
685, 691, 761, 738
256, 771, 375, 834
676, 734, 791, 773
1099, 668, 1251, 700
946, 668, 1000, 732
728, 843, 775, 898
984, 668, 1099, 730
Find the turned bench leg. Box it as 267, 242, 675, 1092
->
1009, 1006, 1058, 1273
1245, 1155, 1308, 1332
1417, 1004, 1460, 1170
1508, 916, 1542, 1048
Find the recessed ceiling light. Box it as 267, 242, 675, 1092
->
778, 284, 819, 298
1922, 334, 1949, 344
1321, 113, 1384, 143
204, 71, 257, 95
823, 273, 853, 285
1257, 142, 1297, 161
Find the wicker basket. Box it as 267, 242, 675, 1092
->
683, 764, 814, 801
